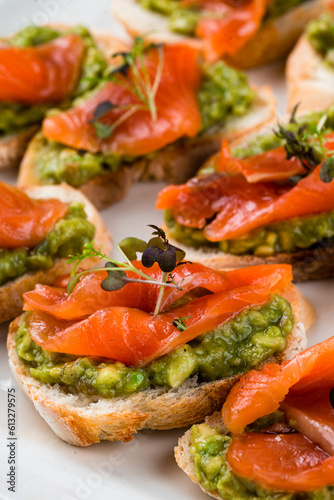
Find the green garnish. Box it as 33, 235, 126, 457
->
67, 225, 189, 317
172, 315, 192, 332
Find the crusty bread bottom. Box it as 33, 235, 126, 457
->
175, 412, 231, 500
166, 234, 334, 283
0, 184, 111, 323
7, 284, 313, 446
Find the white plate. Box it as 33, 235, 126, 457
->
0, 2, 333, 498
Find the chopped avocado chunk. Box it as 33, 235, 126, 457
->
0, 103, 46, 136
0, 203, 95, 286
9, 25, 60, 47
307, 14, 334, 67
15, 295, 293, 398
190, 417, 334, 499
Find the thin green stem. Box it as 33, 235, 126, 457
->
154, 272, 167, 316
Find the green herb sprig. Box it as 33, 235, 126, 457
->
89, 37, 164, 140
172, 315, 192, 332
274, 104, 334, 183
67, 225, 189, 317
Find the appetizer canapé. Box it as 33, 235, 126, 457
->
113, 0, 332, 68
8, 227, 313, 445
18, 37, 275, 209
176, 336, 334, 498
157, 108, 334, 281
0, 182, 110, 323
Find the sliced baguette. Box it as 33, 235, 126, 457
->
286, 34, 334, 114
17, 86, 276, 210
0, 184, 111, 324
175, 411, 234, 500
0, 26, 128, 171
7, 283, 314, 446
112, 0, 332, 69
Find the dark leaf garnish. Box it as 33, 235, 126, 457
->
101, 262, 129, 291
289, 102, 300, 124
90, 100, 116, 122
320, 155, 334, 183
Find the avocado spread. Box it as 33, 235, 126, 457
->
190, 415, 334, 500
34, 59, 254, 187
166, 109, 334, 256
307, 14, 334, 68
15, 294, 293, 397
0, 25, 107, 136
138, 0, 309, 36
0, 203, 95, 286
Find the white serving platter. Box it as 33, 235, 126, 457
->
0, 1, 333, 499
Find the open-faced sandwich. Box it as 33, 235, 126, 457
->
176, 335, 334, 498
287, 11, 334, 114
17, 37, 276, 210
157, 107, 334, 281
0, 181, 110, 324
8, 226, 313, 445
113, 0, 332, 69
0, 24, 124, 170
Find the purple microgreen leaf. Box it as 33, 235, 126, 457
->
158, 248, 177, 273
147, 225, 167, 242
142, 246, 163, 269
101, 262, 129, 291
90, 100, 116, 122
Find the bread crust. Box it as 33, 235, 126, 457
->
0, 26, 128, 171
286, 34, 334, 114
0, 184, 111, 323
112, 0, 332, 69
7, 283, 313, 446
17, 87, 276, 210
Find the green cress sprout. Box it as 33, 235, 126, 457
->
67, 225, 190, 317
274, 104, 334, 183
88, 36, 164, 140
172, 315, 192, 332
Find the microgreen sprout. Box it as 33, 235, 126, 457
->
88, 36, 164, 140
172, 315, 192, 332
67, 226, 190, 317
274, 105, 334, 184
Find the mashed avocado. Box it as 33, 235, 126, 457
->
15, 294, 293, 398
0, 25, 107, 136
34, 59, 254, 187
307, 14, 334, 67
138, 0, 309, 36
0, 203, 95, 286
165, 209, 334, 256
190, 418, 334, 500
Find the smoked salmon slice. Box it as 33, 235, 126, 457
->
227, 432, 334, 492
157, 165, 334, 241
0, 183, 67, 249
185, 0, 269, 62
217, 140, 306, 182
23, 263, 292, 321
0, 34, 85, 104
42, 44, 202, 156
25, 263, 292, 367
222, 336, 334, 491
222, 336, 334, 434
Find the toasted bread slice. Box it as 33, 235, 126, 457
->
112, 0, 332, 69
286, 34, 334, 114
17, 86, 276, 210
0, 184, 111, 324
7, 283, 314, 446
175, 411, 233, 500
0, 26, 128, 171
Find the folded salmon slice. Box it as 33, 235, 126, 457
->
182, 0, 268, 62
23, 262, 291, 320
217, 140, 306, 182
0, 183, 67, 249
0, 34, 85, 104
25, 263, 292, 367
42, 44, 202, 156
227, 432, 334, 492
157, 164, 334, 241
